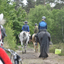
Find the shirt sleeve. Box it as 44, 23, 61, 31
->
46, 23, 47, 29
28, 26, 30, 32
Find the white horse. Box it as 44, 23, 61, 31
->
18, 31, 30, 53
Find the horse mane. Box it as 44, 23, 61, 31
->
23, 32, 26, 37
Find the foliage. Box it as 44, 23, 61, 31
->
27, 4, 53, 34
36, 0, 44, 5
27, 4, 64, 43
4, 24, 17, 50
1, 0, 64, 49
51, 8, 64, 43
49, 43, 64, 56
24, 0, 35, 13
0, 0, 27, 49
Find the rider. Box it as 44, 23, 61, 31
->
35, 16, 47, 42
38, 16, 47, 32
35, 16, 51, 58
34, 23, 38, 34
22, 21, 30, 33
30, 23, 38, 41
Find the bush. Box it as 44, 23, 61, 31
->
49, 43, 64, 56
4, 25, 17, 50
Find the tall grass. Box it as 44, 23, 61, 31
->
28, 42, 64, 56
49, 43, 64, 56
3, 25, 17, 50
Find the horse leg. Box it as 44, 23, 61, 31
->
21, 41, 24, 54
24, 45, 26, 53
35, 42, 37, 52
36, 42, 39, 52
33, 42, 36, 51
34, 42, 39, 52
24, 39, 29, 53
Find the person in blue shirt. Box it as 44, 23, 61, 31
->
22, 21, 30, 33
38, 16, 47, 32
35, 16, 51, 59
35, 16, 48, 43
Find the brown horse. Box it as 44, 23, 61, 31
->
29, 33, 39, 52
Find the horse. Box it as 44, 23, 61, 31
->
36, 30, 51, 59
29, 33, 39, 52
18, 31, 30, 53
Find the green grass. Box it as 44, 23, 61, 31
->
49, 43, 64, 56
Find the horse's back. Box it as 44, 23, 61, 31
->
38, 31, 51, 45
32, 33, 36, 42
38, 31, 50, 39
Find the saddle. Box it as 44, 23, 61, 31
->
37, 30, 51, 43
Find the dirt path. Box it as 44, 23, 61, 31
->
17, 46, 64, 64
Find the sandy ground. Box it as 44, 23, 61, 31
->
17, 46, 64, 64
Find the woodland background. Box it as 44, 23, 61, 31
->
0, 0, 64, 53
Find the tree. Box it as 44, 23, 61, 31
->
24, 0, 35, 13
0, 0, 17, 49
51, 8, 64, 43
14, 0, 24, 9
36, 0, 45, 5
27, 4, 53, 34
0, 0, 27, 44
54, 3, 64, 9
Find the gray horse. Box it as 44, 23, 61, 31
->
18, 31, 30, 53
36, 30, 51, 59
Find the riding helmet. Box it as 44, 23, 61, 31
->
24, 21, 28, 23
42, 16, 46, 20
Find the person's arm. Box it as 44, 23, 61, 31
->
46, 23, 47, 29
0, 48, 12, 64
28, 26, 30, 32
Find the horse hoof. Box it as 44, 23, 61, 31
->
25, 50, 26, 53
22, 51, 26, 54
22, 52, 24, 54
